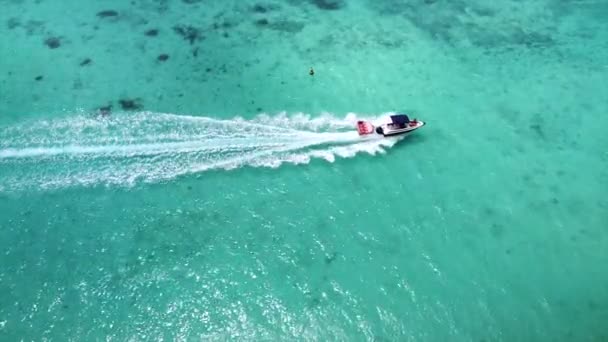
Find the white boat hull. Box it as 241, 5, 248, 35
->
376, 120, 425, 136
356, 115, 425, 138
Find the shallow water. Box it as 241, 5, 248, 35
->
1, 0, 607, 340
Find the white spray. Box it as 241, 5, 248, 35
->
0, 111, 405, 191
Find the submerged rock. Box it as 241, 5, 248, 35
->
172, 25, 203, 44
251, 3, 280, 13
255, 18, 269, 27
7, 17, 20, 29
97, 104, 112, 116
269, 20, 305, 33
118, 98, 143, 111
311, 0, 344, 10
44, 37, 61, 49
144, 28, 159, 37
97, 10, 119, 18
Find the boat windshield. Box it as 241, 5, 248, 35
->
390, 114, 410, 125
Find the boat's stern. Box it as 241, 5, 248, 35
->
357, 116, 425, 137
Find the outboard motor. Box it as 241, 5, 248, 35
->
375, 126, 384, 135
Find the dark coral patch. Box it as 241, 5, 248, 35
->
118, 98, 143, 111
7, 18, 20, 29
157, 54, 169, 61
255, 18, 269, 27
371, 2, 553, 50
510, 29, 554, 48
311, 0, 344, 10
97, 10, 119, 18
490, 223, 505, 239
173, 25, 203, 44
253, 4, 268, 13
97, 104, 112, 117
269, 20, 305, 33
212, 21, 236, 30
34, 75, 43, 81
73, 79, 83, 90
145, 29, 159, 37
324, 252, 337, 264
7, 18, 44, 35
530, 124, 546, 140
44, 37, 61, 49
252, 3, 280, 13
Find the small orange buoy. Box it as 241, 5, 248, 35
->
309, 67, 314, 76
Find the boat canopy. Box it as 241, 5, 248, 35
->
390, 114, 410, 124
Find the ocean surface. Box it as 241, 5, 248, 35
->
1, 0, 607, 340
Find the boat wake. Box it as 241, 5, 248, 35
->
0, 111, 405, 191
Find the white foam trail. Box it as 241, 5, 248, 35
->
0, 111, 405, 191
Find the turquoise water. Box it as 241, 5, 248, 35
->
1, 0, 607, 340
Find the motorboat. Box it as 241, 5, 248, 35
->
357, 114, 425, 137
